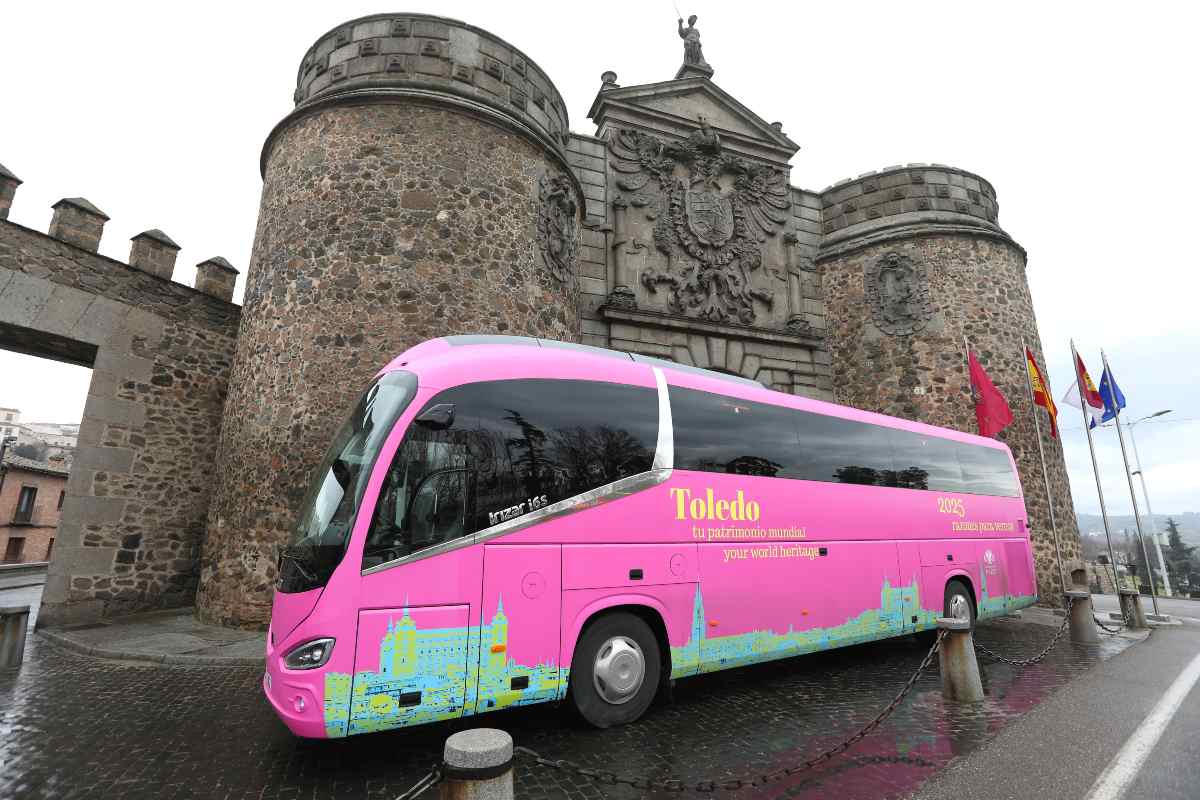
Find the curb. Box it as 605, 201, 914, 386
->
37, 629, 264, 667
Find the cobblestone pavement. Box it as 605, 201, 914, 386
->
0, 589, 1133, 800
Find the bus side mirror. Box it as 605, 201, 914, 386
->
415, 403, 455, 430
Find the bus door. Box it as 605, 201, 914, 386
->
349, 466, 479, 735
475, 544, 563, 714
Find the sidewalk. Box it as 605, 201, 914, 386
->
39, 606, 266, 666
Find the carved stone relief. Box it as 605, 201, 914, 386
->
608, 121, 790, 325
535, 173, 578, 283
865, 251, 935, 335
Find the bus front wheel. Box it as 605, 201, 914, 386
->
569, 612, 661, 728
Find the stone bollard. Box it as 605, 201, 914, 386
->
937, 617, 984, 703
0, 605, 31, 668
1065, 590, 1100, 644
1118, 589, 1148, 629
441, 728, 514, 800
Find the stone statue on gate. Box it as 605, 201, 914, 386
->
677, 15, 711, 71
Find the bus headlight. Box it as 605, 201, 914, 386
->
283, 638, 335, 670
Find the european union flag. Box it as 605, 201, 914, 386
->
1098, 365, 1127, 424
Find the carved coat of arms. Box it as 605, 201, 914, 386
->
608, 121, 789, 325
535, 173, 579, 284
685, 188, 734, 246
865, 251, 935, 335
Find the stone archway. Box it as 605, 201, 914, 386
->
0, 182, 240, 626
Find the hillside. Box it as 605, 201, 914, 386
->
1076, 512, 1200, 545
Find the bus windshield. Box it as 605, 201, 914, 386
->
278, 370, 418, 592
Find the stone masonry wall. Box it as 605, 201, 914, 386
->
198, 103, 581, 627
820, 233, 1082, 601
0, 220, 239, 625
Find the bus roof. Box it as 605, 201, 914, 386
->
382, 335, 1012, 454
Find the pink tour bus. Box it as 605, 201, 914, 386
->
263, 335, 1036, 738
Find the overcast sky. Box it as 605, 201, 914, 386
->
1, 1, 1197, 517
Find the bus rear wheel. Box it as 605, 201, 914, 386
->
944, 580, 976, 630
569, 612, 661, 728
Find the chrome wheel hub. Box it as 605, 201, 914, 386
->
949, 593, 971, 622
592, 636, 645, 705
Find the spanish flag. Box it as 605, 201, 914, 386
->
1024, 347, 1059, 438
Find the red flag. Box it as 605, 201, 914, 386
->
968, 349, 1013, 437
1024, 347, 1059, 438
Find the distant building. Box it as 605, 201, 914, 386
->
0, 452, 69, 563
17, 421, 79, 450
0, 407, 18, 440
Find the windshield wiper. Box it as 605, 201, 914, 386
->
278, 546, 317, 584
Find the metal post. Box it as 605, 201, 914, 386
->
0, 605, 31, 668
1022, 340, 1067, 593
1065, 590, 1100, 644
1071, 341, 1121, 590
441, 729, 514, 800
936, 618, 984, 702
1129, 419, 1172, 597
1102, 350, 1159, 616
1136, 526, 1161, 616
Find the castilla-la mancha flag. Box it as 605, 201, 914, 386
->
968, 349, 1014, 437
1061, 350, 1105, 429
1024, 347, 1059, 438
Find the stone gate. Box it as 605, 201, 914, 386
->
7, 11, 1082, 628
0, 171, 240, 626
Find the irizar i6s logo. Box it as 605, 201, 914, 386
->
488, 494, 548, 526
670, 487, 761, 522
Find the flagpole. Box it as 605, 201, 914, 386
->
1102, 349, 1160, 616
1023, 340, 1067, 594
1072, 339, 1121, 592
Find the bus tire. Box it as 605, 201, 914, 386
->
569, 611, 661, 729
944, 579, 976, 630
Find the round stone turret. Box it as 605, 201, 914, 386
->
817, 164, 1082, 601
198, 13, 582, 626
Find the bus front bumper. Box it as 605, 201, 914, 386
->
263, 638, 328, 738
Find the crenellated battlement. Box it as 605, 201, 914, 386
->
816, 163, 1011, 262
0, 165, 239, 303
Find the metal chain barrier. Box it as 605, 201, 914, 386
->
392, 764, 441, 800
515, 630, 946, 793
973, 595, 1075, 666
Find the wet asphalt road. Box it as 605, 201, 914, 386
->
915, 606, 1200, 800
0, 584, 1138, 800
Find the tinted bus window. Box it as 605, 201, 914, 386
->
886, 428, 966, 492
670, 387, 800, 477
669, 385, 1018, 498
364, 379, 657, 567
793, 411, 893, 486
957, 444, 1020, 497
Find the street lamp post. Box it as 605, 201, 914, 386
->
1128, 410, 1172, 598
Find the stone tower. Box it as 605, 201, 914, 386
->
197, 14, 583, 625
816, 166, 1082, 599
